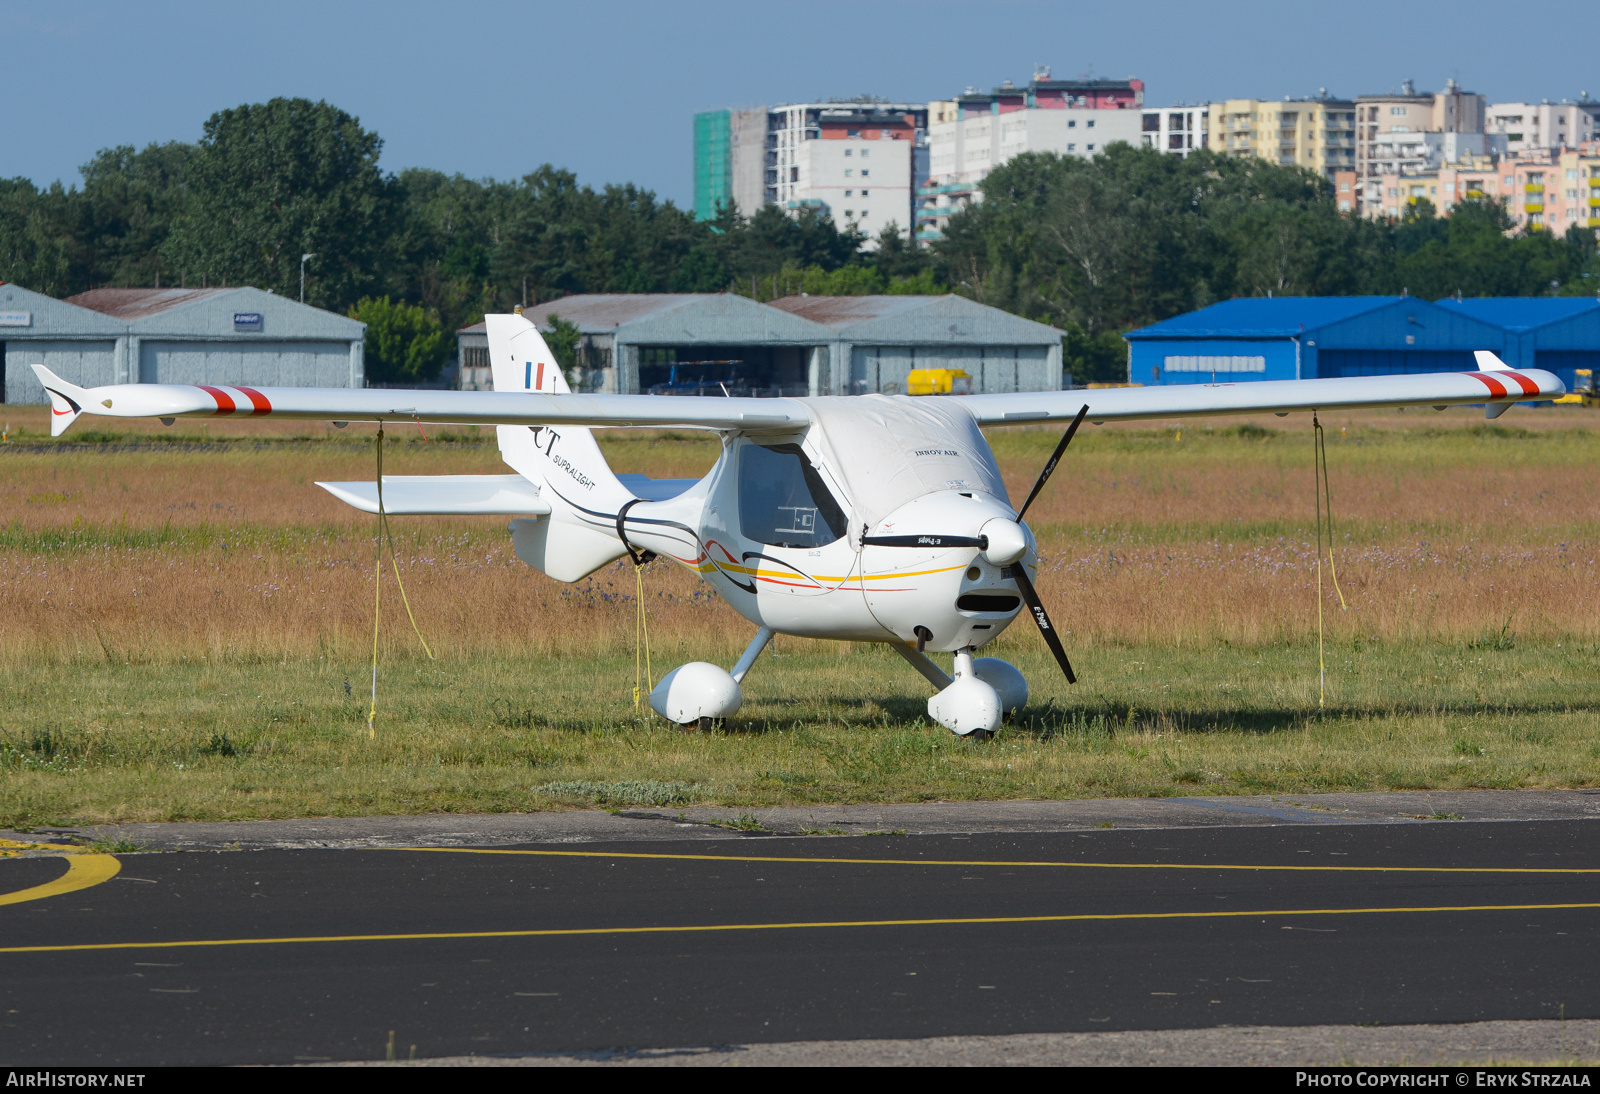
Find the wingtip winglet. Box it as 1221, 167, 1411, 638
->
1473, 350, 1513, 372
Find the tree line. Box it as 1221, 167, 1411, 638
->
2, 98, 1594, 384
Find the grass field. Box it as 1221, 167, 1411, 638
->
0, 403, 1596, 826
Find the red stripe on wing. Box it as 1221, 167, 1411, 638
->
1500, 371, 1539, 396
198, 385, 237, 413
235, 386, 272, 414
1467, 372, 1509, 399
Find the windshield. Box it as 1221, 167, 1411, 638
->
738, 443, 849, 549
804, 396, 1010, 539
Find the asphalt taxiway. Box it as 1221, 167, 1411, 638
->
2, 794, 1599, 1066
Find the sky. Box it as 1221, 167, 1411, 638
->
5, 0, 1596, 208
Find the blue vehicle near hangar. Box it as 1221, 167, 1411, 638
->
1123, 296, 1600, 393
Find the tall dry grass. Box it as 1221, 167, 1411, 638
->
0, 404, 1595, 665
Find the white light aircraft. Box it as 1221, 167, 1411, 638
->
31, 317, 1562, 737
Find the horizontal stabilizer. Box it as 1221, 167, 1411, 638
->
616, 474, 700, 502
316, 475, 552, 516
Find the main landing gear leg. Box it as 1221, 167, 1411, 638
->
891, 643, 952, 690
731, 626, 774, 684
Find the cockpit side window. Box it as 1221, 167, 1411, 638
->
737, 443, 849, 549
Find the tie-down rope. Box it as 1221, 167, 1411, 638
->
368, 423, 434, 738
1312, 413, 1348, 710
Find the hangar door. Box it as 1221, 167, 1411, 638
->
140, 342, 353, 388
850, 345, 1052, 394
5, 341, 118, 404
1316, 349, 1476, 378
1534, 350, 1600, 393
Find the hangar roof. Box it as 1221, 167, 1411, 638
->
769, 295, 940, 326
459, 293, 1065, 347
1125, 297, 1400, 339
1437, 297, 1600, 332
519, 294, 714, 332
464, 293, 831, 344
768, 293, 1063, 344
0, 283, 361, 340
0, 282, 125, 333
67, 288, 233, 320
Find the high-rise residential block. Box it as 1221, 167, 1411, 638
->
1355, 79, 1486, 214
695, 100, 926, 245
767, 100, 927, 246
1141, 105, 1210, 156
693, 108, 767, 221
1486, 98, 1600, 156
1512, 149, 1600, 233
917, 70, 1144, 243
1205, 94, 1356, 177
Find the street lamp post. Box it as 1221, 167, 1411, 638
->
300, 254, 316, 303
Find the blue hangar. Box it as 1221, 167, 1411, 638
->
1437, 297, 1600, 393
1123, 296, 1600, 388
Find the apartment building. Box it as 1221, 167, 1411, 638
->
1141, 105, 1209, 157
1486, 99, 1600, 156
1360, 149, 1600, 232
1363, 157, 1505, 219
1355, 79, 1486, 214
1516, 150, 1600, 232
1205, 94, 1356, 177
917, 70, 1144, 242
1332, 169, 1359, 212
766, 101, 928, 246
693, 108, 767, 221
695, 100, 927, 245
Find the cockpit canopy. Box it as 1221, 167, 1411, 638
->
738, 443, 849, 549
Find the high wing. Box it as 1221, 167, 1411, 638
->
30, 365, 809, 439
951, 356, 1563, 425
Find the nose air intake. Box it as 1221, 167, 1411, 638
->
956, 593, 1021, 613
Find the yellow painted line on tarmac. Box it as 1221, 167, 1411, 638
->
2, 900, 1599, 955
394, 846, 1600, 875
0, 852, 122, 908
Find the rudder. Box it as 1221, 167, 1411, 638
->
485, 313, 633, 581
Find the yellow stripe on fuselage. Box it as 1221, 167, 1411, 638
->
701, 561, 968, 583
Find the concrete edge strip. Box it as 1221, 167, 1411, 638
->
394, 846, 1600, 874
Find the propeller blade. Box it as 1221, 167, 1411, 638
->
1014, 404, 1089, 525
1010, 564, 1076, 685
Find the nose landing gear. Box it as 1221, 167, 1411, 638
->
928, 647, 1004, 738
893, 644, 1029, 738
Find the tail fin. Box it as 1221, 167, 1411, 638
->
485, 313, 633, 581
1474, 350, 1515, 372
31, 365, 87, 437
486, 312, 570, 394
